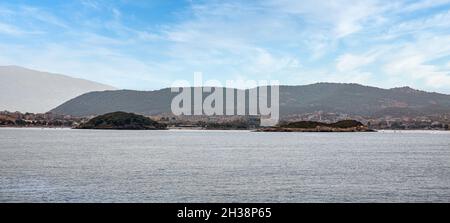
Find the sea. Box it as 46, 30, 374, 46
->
1, 128, 450, 202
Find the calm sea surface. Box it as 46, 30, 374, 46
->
1, 128, 450, 202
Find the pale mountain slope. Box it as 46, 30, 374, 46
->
0, 66, 117, 113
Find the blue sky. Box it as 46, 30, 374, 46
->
1, 0, 450, 92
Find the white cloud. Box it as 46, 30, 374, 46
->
0, 5, 13, 15
111, 8, 121, 21
384, 55, 450, 87
336, 52, 378, 72
385, 9, 450, 38
80, 0, 101, 10
329, 71, 373, 85
382, 35, 450, 88
159, 1, 304, 80
400, 0, 450, 12
0, 22, 25, 36
21, 6, 68, 28
266, 0, 385, 38
385, 56, 450, 87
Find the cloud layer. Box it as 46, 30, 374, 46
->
1, 0, 450, 92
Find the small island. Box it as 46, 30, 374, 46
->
257, 120, 375, 132
76, 111, 167, 130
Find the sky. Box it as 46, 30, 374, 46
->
1, 0, 450, 92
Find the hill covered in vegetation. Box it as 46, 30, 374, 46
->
51, 83, 450, 118
76, 112, 166, 130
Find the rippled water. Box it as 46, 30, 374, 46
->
1, 128, 450, 202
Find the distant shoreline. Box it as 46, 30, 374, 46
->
0, 126, 71, 129
256, 127, 376, 132
2, 126, 450, 133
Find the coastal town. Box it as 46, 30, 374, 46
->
1, 110, 449, 130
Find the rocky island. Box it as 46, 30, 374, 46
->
76, 111, 167, 130
257, 120, 375, 132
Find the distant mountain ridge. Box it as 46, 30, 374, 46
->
51, 83, 450, 118
0, 66, 117, 113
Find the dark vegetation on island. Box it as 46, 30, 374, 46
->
201, 121, 255, 130
76, 111, 167, 130
258, 120, 374, 132
281, 120, 364, 129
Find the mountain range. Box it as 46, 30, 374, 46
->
51, 83, 450, 118
3, 65, 450, 118
0, 66, 116, 113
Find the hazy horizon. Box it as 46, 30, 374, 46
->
2, 65, 450, 95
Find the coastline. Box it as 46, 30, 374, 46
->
256, 126, 375, 132
0, 126, 71, 129
2, 126, 450, 133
